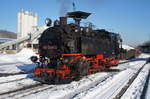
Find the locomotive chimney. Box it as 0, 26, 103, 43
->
60, 17, 67, 25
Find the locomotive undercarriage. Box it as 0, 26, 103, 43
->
34, 54, 119, 84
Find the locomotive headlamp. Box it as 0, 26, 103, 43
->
75, 29, 78, 32
60, 57, 64, 60
45, 18, 52, 26
30, 56, 38, 63
80, 27, 83, 31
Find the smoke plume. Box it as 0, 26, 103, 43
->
58, 0, 72, 16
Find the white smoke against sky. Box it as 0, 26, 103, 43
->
58, 0, 73, 16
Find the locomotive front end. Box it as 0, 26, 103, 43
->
38, 27, 61, 58
32, 19, 74, 84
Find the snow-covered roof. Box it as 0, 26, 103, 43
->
122, 45, 134, 51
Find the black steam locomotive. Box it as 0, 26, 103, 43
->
31, 11, 122, 84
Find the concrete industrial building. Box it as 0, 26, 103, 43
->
17, 9, 38, 39
0, 9, 48, 52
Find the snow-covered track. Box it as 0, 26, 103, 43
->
0, 77, 27, 85
1, 64, 126, 98
62, 73, 118, 99
0, 74, 34, 84
20, 72, 120, 99
4, 84, 56, 98
0, 73, 113, 98
140, 66, 150, 99
0, 69, 122, 98
0, 72, 30, 77
114, 62, 148, 99
121, 62, 150, 99
0, 83, 42, 96
72, 61, 147, 99
0, 77, 42, 97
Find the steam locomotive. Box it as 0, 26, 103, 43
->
31, 11, 122, 84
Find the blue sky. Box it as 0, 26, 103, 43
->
0, 0, 150, 46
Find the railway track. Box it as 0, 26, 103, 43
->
1, 65, 126, 98
23, 73, 120, 99
3, 84, 56, 98
63, 73, 118, 99
0, 77, 27, 85
0, 72, 117, 99
0, 72, 30, 77
0, 59, 147, 98
0, 73, 42, 98
114, 61, 148, 99
140, 66, 150, 99
70, 60, 148, 99
0, 83, 42, 96
0, 78, 42, 96
0, 73, 35, 84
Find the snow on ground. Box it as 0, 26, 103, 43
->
122, 44, 134, 51
146, 75, 150, 99
0, 48, 36, 73
20, 72, 111, 99
12, 54, 150, 99
0, 48, 36, 63
0, 49, 150, 99
0, 74, 28, 84
0, 76, 39, 95
0, 48, 40, 97
121, 63, 150, 99
72, 58, 147, 99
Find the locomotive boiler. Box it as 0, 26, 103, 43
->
31, 11, 122, 84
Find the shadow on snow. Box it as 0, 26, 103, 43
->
17, 63, 37, 80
